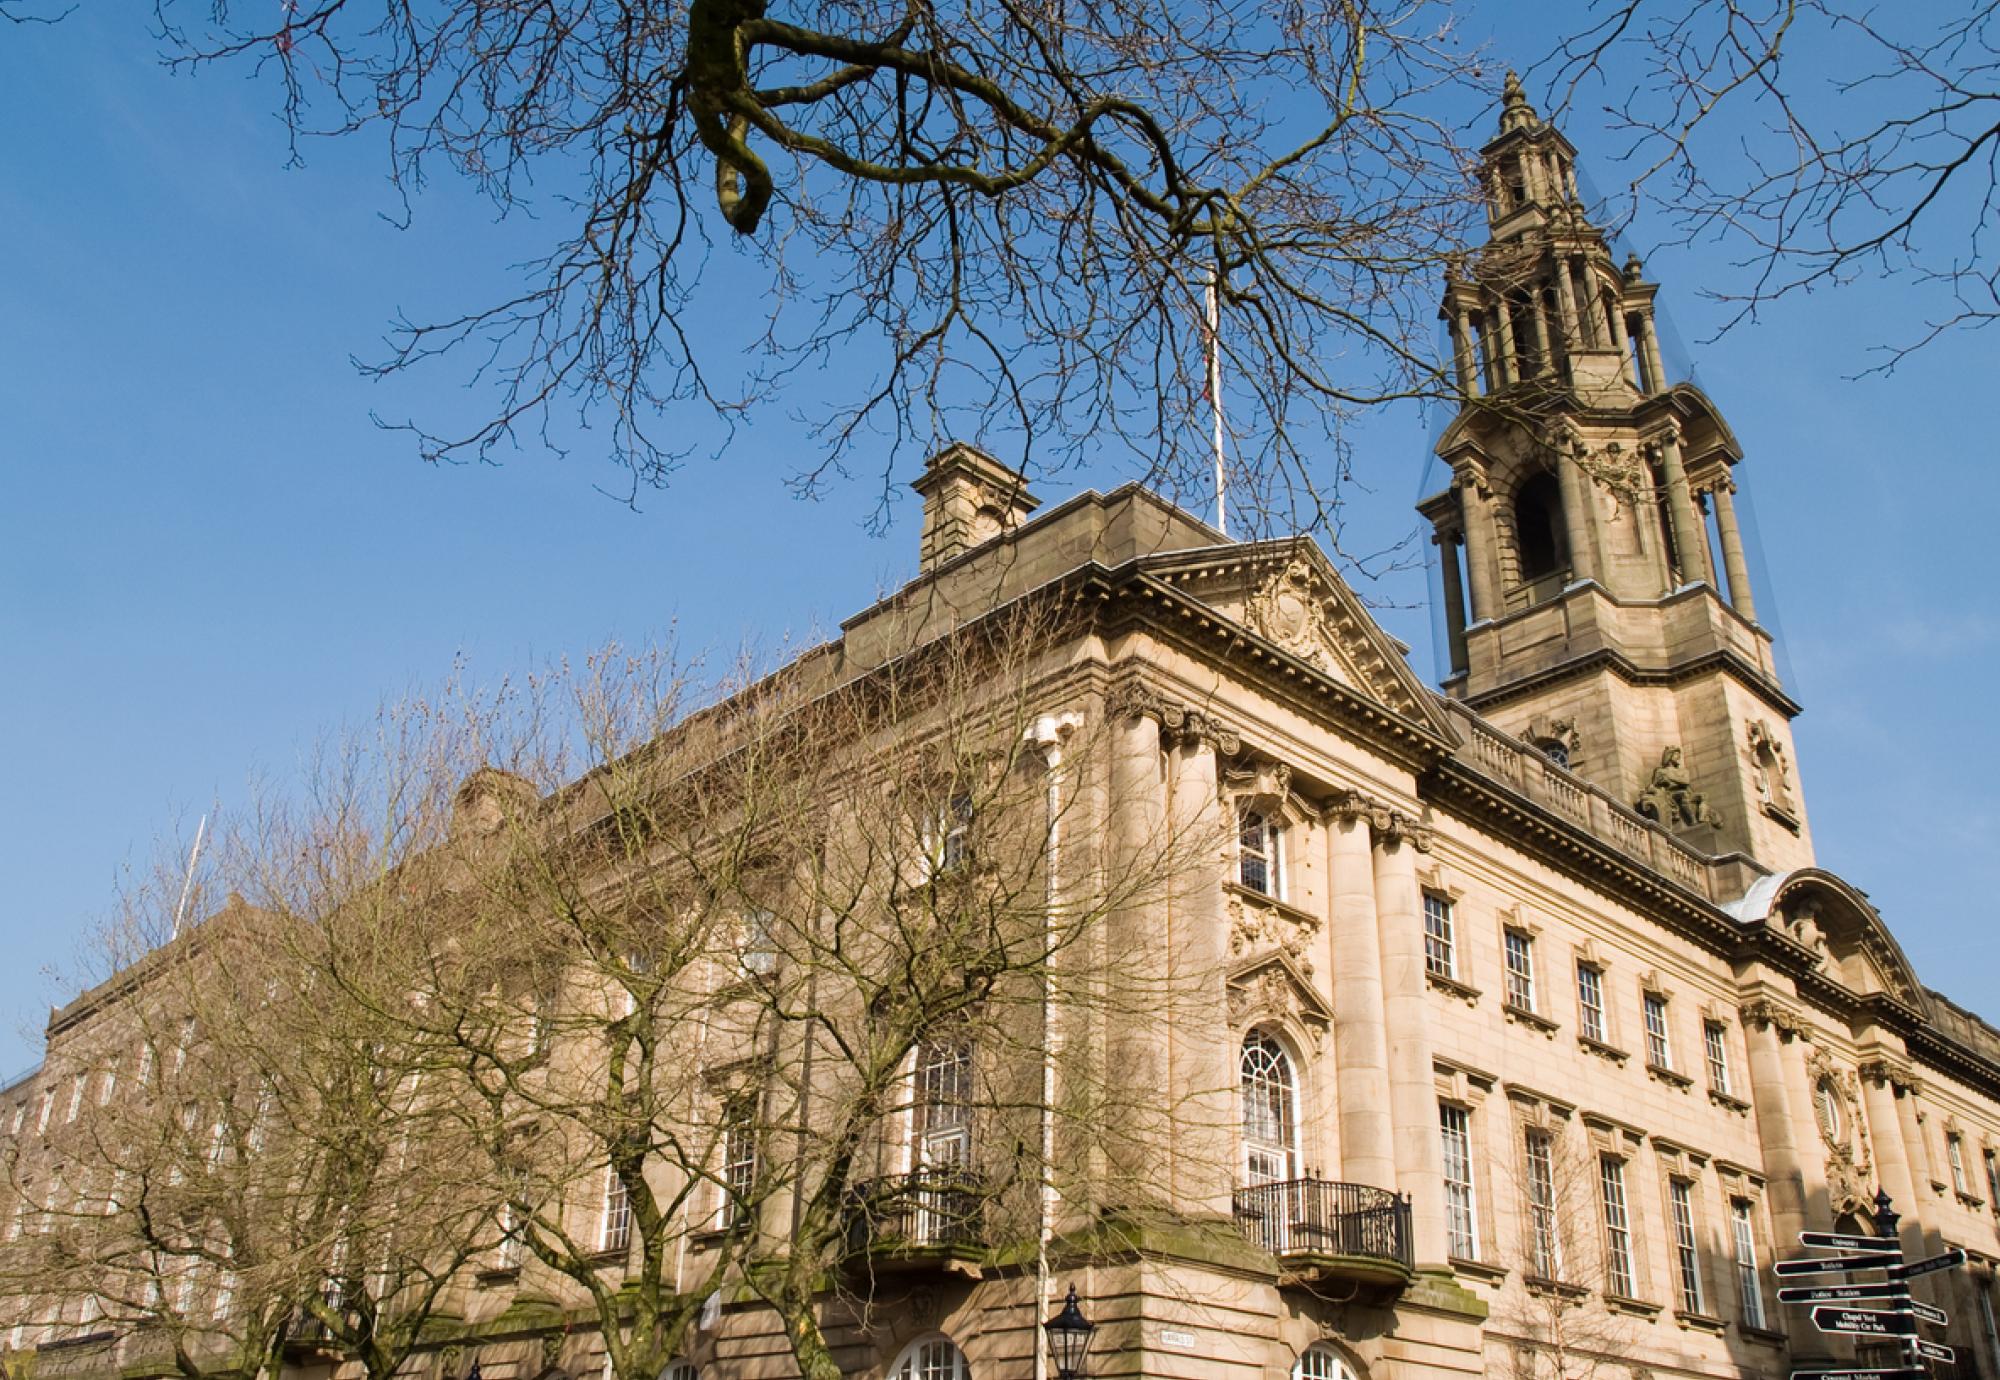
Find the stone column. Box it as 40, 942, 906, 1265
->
1888, 1078, 1968, 1329
1743, 1001, 1824, 1358
1551, 263, 1580, 349
1527, 296, 1553, 377
1639, 310, 1669, 394
1653, 427, 1712, 587
1710, 480, 1759, 620
1859, 1061, 1926, 1258
1327, 804, 1396, 1191
1166, 731, 1236, 1218
1492, 297, 1518, 387
1575, 267, 1604, 348
1554, 452, 1598, 583
1457, 478, 1500, 622
1450, 305, 1478, 398
1372, 821, 1450, 1268
1435, 528, 1469, 676
1606, 296, 1632, 368
1107, 704, 1170, 1202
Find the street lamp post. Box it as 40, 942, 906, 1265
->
1043, 1284, 1096, 1379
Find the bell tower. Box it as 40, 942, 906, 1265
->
1418, 75, 1812, 872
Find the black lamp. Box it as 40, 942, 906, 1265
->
1043, 1284, 1096, 1379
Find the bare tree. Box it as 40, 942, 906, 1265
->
109, 599, 1214, 1380
138, 0, 1497, 528
0, 876, 492, 1380
1542, 0, 2000, 368
1486, 1113, 1639, 1380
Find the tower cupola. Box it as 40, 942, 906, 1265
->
1419, 76, 1810, 874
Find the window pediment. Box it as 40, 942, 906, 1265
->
1227, 953, 1331, 1049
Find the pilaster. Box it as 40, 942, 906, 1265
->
1371, 816, 1450, 1268
1325, 798, 1396, 1191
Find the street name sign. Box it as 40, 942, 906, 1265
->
1914, 1340, 1955, 1364
1799, 1232, 1901, 1254
1890, 1247, 1966, 1280
1777, 1255, 1897, 1276
1909, 1300, 1947, 1327
1776, 1282, 1907, 1304
1809, 1306, 1917, 1338
1788, 1369, 1924, 1380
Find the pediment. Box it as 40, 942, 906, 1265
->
1141, 539, 1455, 740
1732, 868, 1927, 1011
1226, 950, 1333, 1045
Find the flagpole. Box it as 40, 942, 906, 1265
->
1204, 269, 1228, 538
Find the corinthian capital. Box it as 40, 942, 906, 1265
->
1323, 787, 1396, 833
1107, 680, 1241, 754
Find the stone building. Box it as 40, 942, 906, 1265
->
5, 79, 2000, 1380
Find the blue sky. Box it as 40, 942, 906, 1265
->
1, 8, 1994, 1075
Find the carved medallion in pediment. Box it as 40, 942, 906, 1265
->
1241, 557, 1423, 718
1247, 558, 1353, 686
1226, 951, 1331, 1050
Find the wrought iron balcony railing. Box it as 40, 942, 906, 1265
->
1231, 1177, 1412, 1271
847, 1168, 988, 1255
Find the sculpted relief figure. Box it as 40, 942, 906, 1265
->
1634, 745, 1720, 829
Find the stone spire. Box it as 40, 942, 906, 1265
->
1497, 70, 1542, 135
1417, 74, 1811, 874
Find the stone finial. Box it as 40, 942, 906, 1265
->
1498, 71, 1542, 134
1623, 252, 1646, 283
910, 442, 1040, 573
452, 766, 538, 839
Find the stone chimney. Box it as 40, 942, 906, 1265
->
911, 443, 1040, 573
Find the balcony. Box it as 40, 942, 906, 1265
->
846, 1168, 989, 1267
1231, 1179, 1413, 1286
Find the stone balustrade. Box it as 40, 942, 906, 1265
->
1440, 702, 1717, 902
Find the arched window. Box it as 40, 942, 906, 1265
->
1513, 471, 1568, 584
890, 1336, 969, 1380
1240, 1031, 1298, 1185
1293, 1345, 1356, 1380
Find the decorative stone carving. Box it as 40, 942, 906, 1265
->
1525, 714, 1582, 769
1226, 953, 1332, 1050
1227, 892, 1322, 976
1780, 897, 1831, 967
1807, 1046, 1874, 1216
1634, 745, 1720, 829
1567, 436, 1648, 513
1240, 555, 1418, 714
1107, 681, 1242, 754
1224, 760, 1295, 813
1247, 558, 1343, 677
1746, 718, 1799, 821
1322, 787, 1432, 851
1742, 998, 1805, 1040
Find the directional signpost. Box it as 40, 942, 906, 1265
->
1778, 1283, 1910, 1305
1811, 1307, 1917, 1338
1782, 1191, 1965, 1380
1909, 1302, 1947, 1328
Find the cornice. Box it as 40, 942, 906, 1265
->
1461, 642, 1801, 722
1090, 566, 1457, 776
1423, 756, 1743, 958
